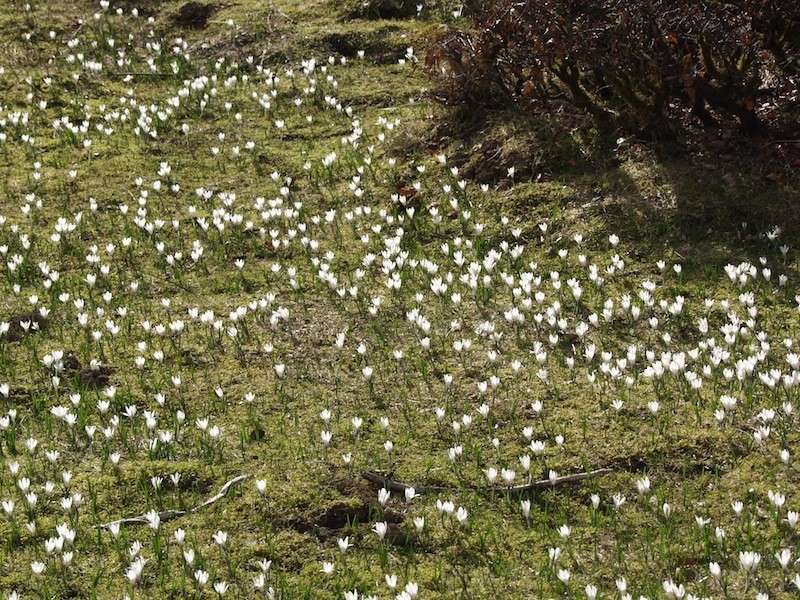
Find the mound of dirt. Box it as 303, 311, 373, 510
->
4, 311, 48, 342
348, 0, 419, 19
322, 28, 405, 63
172, 2, 217, 29
58, 352, 116, 389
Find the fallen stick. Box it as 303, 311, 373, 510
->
362, 468, 611, 495
507, 468, 612, 492
192, 475, 249, 511
98, 475, 249, 530
97, 509, 187, 529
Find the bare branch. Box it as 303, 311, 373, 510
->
97, 475, 249, 530
361, 468, 612, 495
507, 468, 612, 492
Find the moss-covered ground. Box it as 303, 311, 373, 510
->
0, 1, 799, 598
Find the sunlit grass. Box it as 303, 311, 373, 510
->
0, 1, 798, 599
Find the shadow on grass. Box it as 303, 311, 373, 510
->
427, 107, 800, 264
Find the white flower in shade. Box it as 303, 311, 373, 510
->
372, 521, 387, 540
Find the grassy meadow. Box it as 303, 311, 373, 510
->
0, 1, 799, 598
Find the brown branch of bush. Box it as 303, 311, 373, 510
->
427, 0, 797, 135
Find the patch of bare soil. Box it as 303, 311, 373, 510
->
4, 311, 48, 342
172, 2, 218, 29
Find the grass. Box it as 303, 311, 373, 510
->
0, 0, 799, 599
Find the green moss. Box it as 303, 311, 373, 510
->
0, 0, 797, 598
